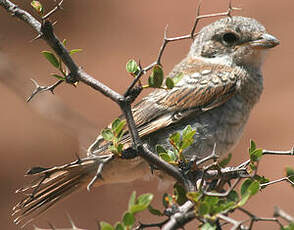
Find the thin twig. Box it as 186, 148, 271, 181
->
27, 78, 63, 102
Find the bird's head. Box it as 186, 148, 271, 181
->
189, 16, 279, 70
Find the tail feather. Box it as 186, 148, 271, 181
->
13, 158, 98, 227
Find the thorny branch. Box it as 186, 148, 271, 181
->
1, 0, 294, 229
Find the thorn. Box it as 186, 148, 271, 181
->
30, 33, 43, 42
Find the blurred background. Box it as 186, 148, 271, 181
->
0, 0, 293, 229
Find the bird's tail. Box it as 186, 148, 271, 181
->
12, 157, 100, 227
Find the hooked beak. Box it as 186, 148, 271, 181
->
249, 33, 280, 49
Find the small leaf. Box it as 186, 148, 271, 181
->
69, 49, 83, 55
159, 153, 171, 162
117, 144, 124, 154
282, 223, 294, 230
42, 51, 60, 68
148, 205, 163, 216
247, 180, 260, 196
201, 222, 216, 230
174, 183, 187, 205
227, 190, 239, 203
239, 179, 259, 206
101, 128, 114, 141
128, 191, 136, 210
250, 148, 263, 162
129, 193, 154, 214
199, 202, 209, 216
114, 120, 126, 137
241, 179, 253, 197
249, 139, 256, 154
165, 77, 174, 89
150, 65, 164, 88
219, 153, 232, 168
187, 191, 201, 202
62, 39, 67, 46
31, 1, 43, 15
148, 75, 154, 87
286, 167, 294, 187
169, 132, 181, 148
156, 145, 167, 154
100, 222, 114, 230
51, 74, 65, 81
112, 118, 121, 130
108, 144, 118, 153
114, 223, 124, 230
122, 212, 135, 226
172, 72, 184, 85
167, 150, 178, 162
126, 59, 139, 74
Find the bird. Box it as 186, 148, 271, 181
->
13, 16, 279, 226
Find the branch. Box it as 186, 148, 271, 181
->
162, 201, 195, 230
274, 207, 294, 223
27, 78, 63, 102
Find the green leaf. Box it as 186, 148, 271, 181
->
165, 77, 174, 89
128, 191, 136, 210
199, 202, 209, 216
100, 222, 114, 230
254, 175, 270, 185
187, 191, 201, 202
219, 153, 232, 168
156, 145, 167, 154
201, 222, 216, 230
239, 179, 259, 206
167, 150, 178, 162
31, 1, 43, 15
108, 144, 118, 153
122, 212, 135, 226
250, 148, 263, 162
62, 39, 67, 46
169, 132, 181, 148
248, 180, 260, 196
174, 183, 187, 205
180, 125, 196, 150
148, 205, 163, 216
129, 193, 154, 214
286, 167, 294, 187
101, 128, 114, 141
241, 179, 253, 197
150, 65, 164, 88
51, 74, 65, 81
117, 143, 124, 154
205, 196, 219, 207
42, 51, 60, 68
126, 59, 139, 74
227, 190, 239, 203
159, 153, 171, 162
249, 139, 256, 153
112, 118, 121, 130
282, 223, 294, 230
172, 72, 184, 85
69, 49, 83, 55
113, 119, 126, 137
114, 223, 124, 230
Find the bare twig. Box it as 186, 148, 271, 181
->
27, 78, 63, 102
42, 0, 64, 20
260, 176, 294, 189
274, 207, 294, 223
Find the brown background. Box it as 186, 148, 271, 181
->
0, 0, 293, 229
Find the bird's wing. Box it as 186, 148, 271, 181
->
95, 58, 245, 152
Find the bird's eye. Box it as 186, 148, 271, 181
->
222, 32, 239, 45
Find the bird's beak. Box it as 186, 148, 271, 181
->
249, 33, 280, 49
